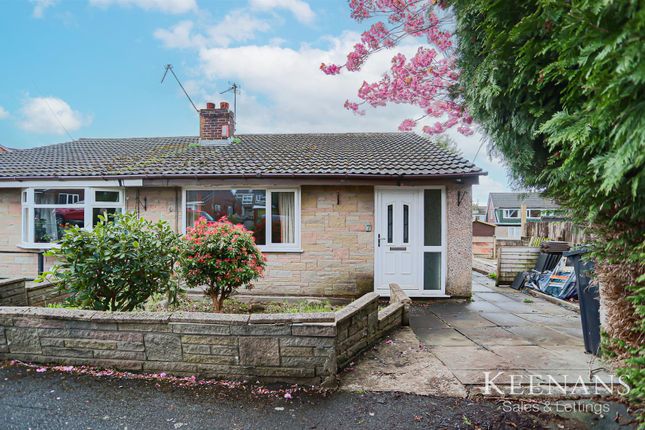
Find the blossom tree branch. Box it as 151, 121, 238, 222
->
321, 0, 473, 136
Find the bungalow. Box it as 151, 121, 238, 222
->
0, 102, 485, 298
486, 192, 561, 239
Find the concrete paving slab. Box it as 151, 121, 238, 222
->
439, 313, 498, 329
415, 327, 478, 347
526, 368, 615, 385
505, 326, 583, 347
488, 346, 592, 370
479, 312, 533, 327
462, 300, 504, 313
450, 369, 532, 386
408, 309, 450, 329
339, 327, 466, 398
457, 326, 534, 347
431, 346, 515, 370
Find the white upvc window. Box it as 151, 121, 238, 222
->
21, 187, 125, 248
502, 209, 520, 219
183, 187, 301, 252
526, 208, 543, 219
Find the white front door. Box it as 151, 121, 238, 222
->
375, 189, 419, 293
374, 187, 447, 297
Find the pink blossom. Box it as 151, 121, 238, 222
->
320, 63, 341, 75
398, 119, 416, 132
323, 0, 472, 136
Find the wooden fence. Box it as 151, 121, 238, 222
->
496, 246, 541, 285
524, 221, 589, 244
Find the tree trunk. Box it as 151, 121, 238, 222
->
211, 294, 222, 313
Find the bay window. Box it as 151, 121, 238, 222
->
21, 187, 124, 247
184, 188, 300, 251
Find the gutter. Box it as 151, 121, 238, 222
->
0, 171, 487, 182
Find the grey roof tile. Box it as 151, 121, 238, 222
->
0, 133, 484, 179
489, 192, 560, 209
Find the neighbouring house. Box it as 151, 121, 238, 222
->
486, 192, 561, 239
0, 102, 486, 298
472, 204, 487, 222
472, 219, 496, 258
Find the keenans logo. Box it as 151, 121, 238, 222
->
482, 371, 631, 396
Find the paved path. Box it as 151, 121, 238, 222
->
410, 272, 611, 391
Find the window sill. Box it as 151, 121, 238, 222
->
17, 243, 58, 250
258, 247, 304, 254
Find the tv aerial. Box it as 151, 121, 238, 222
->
161, 64, 199, 113
220, 82, 240, 121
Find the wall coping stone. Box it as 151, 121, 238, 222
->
169, 312, 249, 324
334, 292, 379, 323
0, 278, 26, 287
378, 302, 404, 321
249, 312, 335, 324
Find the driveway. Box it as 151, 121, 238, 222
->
410, 271, 611, 392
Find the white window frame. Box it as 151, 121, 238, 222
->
526, 208, 543, 219
502, 209, 520, 219
20, 186, 125, 249
182, 186, 302, 253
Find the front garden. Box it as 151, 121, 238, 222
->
38, 212, 335, 314
0, 212, 408, 384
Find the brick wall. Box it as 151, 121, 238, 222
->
253, 185, 374, 297
0, 183, 472, 297
0, 285, 410, 385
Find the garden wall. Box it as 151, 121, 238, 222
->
0, 279, 67, 307
0, 284, 410, 385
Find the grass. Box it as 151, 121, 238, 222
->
488, 272, 497, 280
523, 298, 534, 304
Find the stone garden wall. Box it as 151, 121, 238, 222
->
0, 279, 67, 307
0, 284, 410, 385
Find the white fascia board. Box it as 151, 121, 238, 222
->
0, 179, 143, 188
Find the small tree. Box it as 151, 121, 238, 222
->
180, 217, 266, 312
40, 212, 183, 311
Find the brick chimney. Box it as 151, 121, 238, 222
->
199, 101, 235, 143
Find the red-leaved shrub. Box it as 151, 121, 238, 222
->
180, 217, 266, 312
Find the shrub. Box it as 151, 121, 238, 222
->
179, 216, 266, 312
40, 212, 183, 311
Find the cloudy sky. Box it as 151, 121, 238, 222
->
0, 0, 513, 203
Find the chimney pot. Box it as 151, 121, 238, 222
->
206, 102, 215, 109
220, 101, 229, 110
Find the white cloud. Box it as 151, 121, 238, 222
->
156, 27, 512, 200
192, 33, 422, 133
89, 0, 197, 14
154, 20, 203, 49
154, 11, 271, 49
0, 106, 9, 119
31, 0, 57, 18
18, 97, 91, 135
250, 0, 315, 24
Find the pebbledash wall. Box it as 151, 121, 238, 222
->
0, 183, 472, 297
0, 284, 411, 385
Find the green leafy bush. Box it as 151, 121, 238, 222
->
40, 212, 182, 311
451, 0, 644, 412
179, 216, 266, 312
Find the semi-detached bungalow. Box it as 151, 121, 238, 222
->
0, 102, 486, 298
